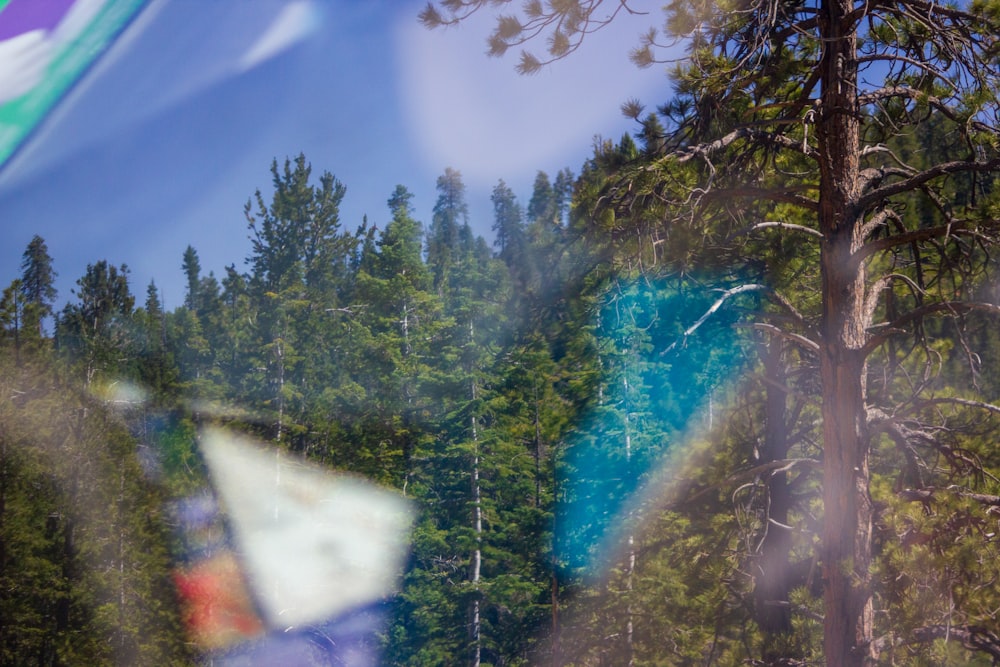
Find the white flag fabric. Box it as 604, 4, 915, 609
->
199, 427, 412, 629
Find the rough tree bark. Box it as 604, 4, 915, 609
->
814, 1, 876, 662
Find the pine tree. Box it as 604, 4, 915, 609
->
241, 154, 359, 448
491, 179, 526, 269
181, 245, 201, 312
135, 280, 179, 401
423, 2, 1000, 662
527, 171, 555, 226
19, 235, 57, 338
552, 168, 574, 227
56, 261, 136, 386
426, 167, 470, 291
0, 341, 190, 664
521, 169, 574, 315
491, 179, 531, 313
0, 280, 25, 364
346, 186, 444, 483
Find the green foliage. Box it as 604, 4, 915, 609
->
421, 0, 1000, 663
20, 235, 57, 338
7, 121, 1000, 665
56, 261, 136, 385
426, 167, 471, 291
0, 350, 190, 665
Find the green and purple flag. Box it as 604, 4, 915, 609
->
0, 0, 147, 168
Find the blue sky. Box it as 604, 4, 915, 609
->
0, 0, 668, 310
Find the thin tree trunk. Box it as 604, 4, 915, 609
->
469, 321, 482, 667
117, 458, 128, 661
11, 291, 21, 368
401, 301, 411, 356
275, 335, 285, 445
470, 419, 481, 667
622, 373, 634, 667
551, 565, 561, 667
534, 384, 542, 509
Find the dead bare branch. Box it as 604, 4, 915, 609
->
662, 284, 766, 354
858, 158, 1000, 212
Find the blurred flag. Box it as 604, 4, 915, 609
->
0, 0, 148, 168
170, 427, 413, 665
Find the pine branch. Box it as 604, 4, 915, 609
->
855, 220, 994, 266
908, 625, 1000, 659
739, 323, 820, 354
899, 486, 1000, 508
858, 158, 1000, 212
865, 301, 1000, 355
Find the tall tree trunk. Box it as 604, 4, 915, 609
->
469, 321, 482, 667
551, 565, 561, 667
622, 373, 634, 667
754, 340, 794, 660
816, 1, 875, 663
470, 425, 482, 667
535, 383, 563, 666
275, 335, 285, 445
533, 384, 542, 509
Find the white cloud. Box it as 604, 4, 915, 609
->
239, 1, 319, 71
394, 7, 668, 187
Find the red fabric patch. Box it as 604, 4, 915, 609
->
173, 552, 265, 650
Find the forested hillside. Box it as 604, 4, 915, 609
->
3, 0, 1000, 660
2, 127, 1000, 665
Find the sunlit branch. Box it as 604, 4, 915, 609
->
663, 284, 767, 354
746, 221, 822, 239
862, 273, 925, 333
423, 0, 650, 72
673, 127, 752, 164
767, 131, 819, 159
740, 322, 820, 353
860, 166, 915, 192
858, 206, 901, 240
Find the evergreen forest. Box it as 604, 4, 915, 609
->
3, 0, 1000, 665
